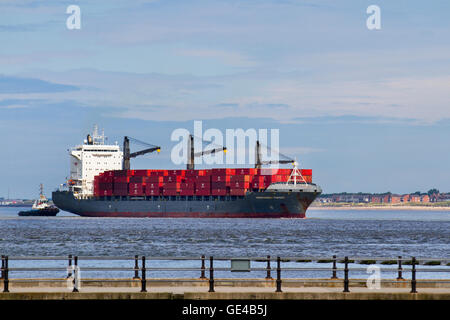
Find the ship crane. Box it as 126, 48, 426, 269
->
187, 134, 227, 170
255, 141, 308, 185
123, 136, 161, 170
255, 140, 295, 169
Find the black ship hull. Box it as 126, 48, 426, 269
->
52, 190, 320, 218
18, 208, 59, 217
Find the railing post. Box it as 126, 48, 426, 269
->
266, 255, 272, 280
275, 256, 282, 292
200, 255, 206, 279
2, 256, 8, 293
410, 257, 417, 293
133, 255, 140, 279
208, 256, 214, 293
397, 256, 403, 280
141, 256, 147, 292
1, 255, 4, 280
67, 254, 72, 278
331, 255, 338, 279
343, 256, 349, 292
72, 256, 79, 292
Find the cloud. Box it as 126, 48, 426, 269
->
8, 69, 449, 124
177, 49, 257, 68
0, 75, 80, 94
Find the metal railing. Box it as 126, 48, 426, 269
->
1, 255, 449, 293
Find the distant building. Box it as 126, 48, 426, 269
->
390, 194, 402, 204
318, 191, 447, 205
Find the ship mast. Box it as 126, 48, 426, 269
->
39, 184, 46, 201
286, 160, 308, 185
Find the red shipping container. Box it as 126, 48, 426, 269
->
211, 181, 226, 189
235, 168, 259, 175
99, 182, 113, 190
230, 175, 250, 182
163, 175, 183, 183
195, 189, 211, 196
145, 176, 163, 183
230, 188, 247, 196
211, 188, 227, 196
163, 182, 181, 190
129, 188, 144, 196
113, 189, 128, 196
195, 176, 211, 182
146, 182, 162, 189
145, 187, 161, 196
114, 182, 128, 189
130, 176, 145, 183
259, 168, 278, 175
163, 188, 178, 196
133, 170, 150, 177
114, 176, 130, 183
166, 169, 185, 176
99, 176, 114, 183
103, 171, 115, 178
100, 189, 113, 196
180, 182, 195, 189
230, 181, 250, 189
180, 188, 195, 196
250, 181, 262, 189
185, 169, 197, 176
301, 169, 312, 176
211, 168, 235, 175
212, 175, 230, 183
196, 182, 210, 189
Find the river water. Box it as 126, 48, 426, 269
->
0, 207, 448, 280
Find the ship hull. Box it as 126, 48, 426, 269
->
52, 190, 320, 218
18, 208, 59, 217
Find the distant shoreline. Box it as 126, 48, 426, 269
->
310, 205, 450, 211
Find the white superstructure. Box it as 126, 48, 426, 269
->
68, 126, 123, 198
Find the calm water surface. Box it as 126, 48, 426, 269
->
0, 207, 448, 279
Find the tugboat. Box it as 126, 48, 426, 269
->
18, 184, 59, 216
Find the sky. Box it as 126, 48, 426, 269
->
0, 0, 449, 198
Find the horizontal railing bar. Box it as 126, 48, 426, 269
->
70, 268, 136, 271
144, 268, 201, 271
7, 268, 69, 271
77, 256, 137, 260
4, 256, 450, 262
8, 256, 70, 261
143, 257, 204, 261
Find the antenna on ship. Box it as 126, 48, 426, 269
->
39, 183, 46, 200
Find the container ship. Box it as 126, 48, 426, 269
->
52, 127, 322, 218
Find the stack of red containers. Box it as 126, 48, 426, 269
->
92, 167, 313, 197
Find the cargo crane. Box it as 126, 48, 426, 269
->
187, 134, 227, 170
255, 140, 295, 169
123, 136, 160, 170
